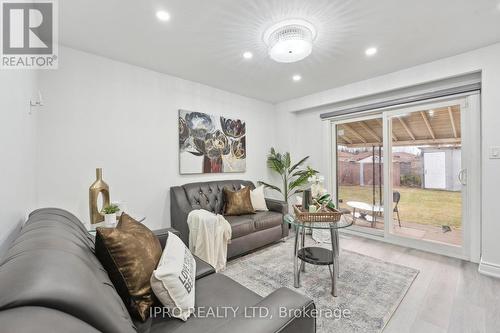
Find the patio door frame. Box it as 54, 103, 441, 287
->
331, 113, 385, 238
329, 93, 481, 262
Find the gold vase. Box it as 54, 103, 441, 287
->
89, 168, 110, 225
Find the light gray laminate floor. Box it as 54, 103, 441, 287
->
336, 234, 500, 333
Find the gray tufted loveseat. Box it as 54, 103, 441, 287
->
170, 180, 289, 259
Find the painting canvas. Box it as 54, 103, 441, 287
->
179, 110, 246, 174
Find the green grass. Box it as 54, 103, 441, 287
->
338, 185, 462, 228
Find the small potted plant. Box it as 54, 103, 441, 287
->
102, 204, 120, 226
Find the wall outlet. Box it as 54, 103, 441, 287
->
489, 146, 500, 159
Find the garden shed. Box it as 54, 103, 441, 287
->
421, 147, 462, 191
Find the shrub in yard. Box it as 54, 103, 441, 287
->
400, 174, 422, 187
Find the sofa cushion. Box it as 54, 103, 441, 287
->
136, 273, 262, 333
225, 215, 255, 239
251, 211, 284, 231
182, 180, 254, 214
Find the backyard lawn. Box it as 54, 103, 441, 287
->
338, 186, 462, 228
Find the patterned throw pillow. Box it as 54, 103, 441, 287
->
95, 213, 162, 322
151, 232, 196, 321
223, 186, 255, 216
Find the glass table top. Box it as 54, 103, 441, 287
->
284, 214, 353, 230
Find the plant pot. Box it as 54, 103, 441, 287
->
104, 213, 117, 227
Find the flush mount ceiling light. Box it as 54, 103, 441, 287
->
242, 51, 253, 59
365, 47, 377, 56
292, 74, 302, 82
156, 10, 171, 22
263, 19, 317, 63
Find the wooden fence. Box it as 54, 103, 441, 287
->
338, 161, 401, 186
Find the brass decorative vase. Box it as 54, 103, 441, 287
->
89, 168, 110, 225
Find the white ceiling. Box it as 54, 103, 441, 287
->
60, 0, 500, 103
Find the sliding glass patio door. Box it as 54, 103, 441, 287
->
334, 115, 385, 236
331, 94, 480, 261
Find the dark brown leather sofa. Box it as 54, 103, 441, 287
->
170, 180, 289, 259
0, 208, 315, 333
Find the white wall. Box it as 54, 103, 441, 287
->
0, 71, 38, 256
275, 42, 500, 277
36, 47, 276, 231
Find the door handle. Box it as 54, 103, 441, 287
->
458, 169, 467, 186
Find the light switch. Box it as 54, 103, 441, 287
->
490, 146, 500, 159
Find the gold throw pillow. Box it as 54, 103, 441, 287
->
224, 186, 255, 216
95, 213, 162, 322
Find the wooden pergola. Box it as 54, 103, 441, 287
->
337, 105, 461, 147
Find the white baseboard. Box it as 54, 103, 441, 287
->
478, 260, 500, 279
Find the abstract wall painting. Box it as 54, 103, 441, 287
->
179, 110, 246, 174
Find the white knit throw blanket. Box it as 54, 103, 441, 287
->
187, 210, 232, 272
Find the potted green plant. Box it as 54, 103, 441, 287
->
102, 204, 120, 226
259, 148, 318, 205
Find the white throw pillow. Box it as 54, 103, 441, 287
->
151, 232, 196, 321
242, 185, 268, 211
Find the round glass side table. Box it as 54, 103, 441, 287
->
284, 214, 353, 297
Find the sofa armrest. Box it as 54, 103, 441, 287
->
213, 287, 316, 333
153, 228, 216, 279
265, 198, 288, 215
170, 186, 194, 246
153, 228, 180, 249
265, 198, 289, 238
194, 256, 216, 279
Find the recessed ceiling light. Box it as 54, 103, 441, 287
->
365, 47, 377, 56
292, 74, 302, 82
243, 51, 253, 60
156, 11, 171, 22
428, 109, 435, 117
